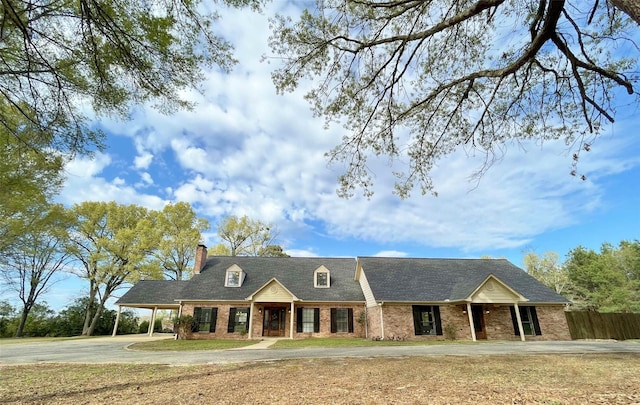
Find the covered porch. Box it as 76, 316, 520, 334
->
246, 278, 299, 339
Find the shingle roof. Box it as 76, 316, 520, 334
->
357, 257, 569, 303
179, 256, 365, 302
115, 280, 187, 306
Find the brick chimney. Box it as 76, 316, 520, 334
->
193, 244, 207, 276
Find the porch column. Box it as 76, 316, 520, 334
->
379, 303, 385, 340
148, 307, 158, 337
248, 301, 254, 339
513, 303, 526, 342
111, 305, 122, 337
289, 301, 295, 339
466, 303, 476, 342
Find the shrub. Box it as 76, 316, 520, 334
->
443, 323, 457, 340
173, 315, 195, 340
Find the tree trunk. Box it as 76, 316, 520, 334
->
15, 307, 29, 337
82, 286, 97, 335
15, 295, 36, 337
610, 0, 640, 24
86, 293, 109, 336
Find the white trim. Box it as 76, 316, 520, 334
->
379, 302, 385, 340
248, 301, 254, 339
514, 303, 526, 342
314, 265, 330, 288
148, 307, 158, 337
466, 303, 476, 342
467, 274, 528, 303
225, 265, 245, 287
289, 302, 295, 339
112, 306, 122, 337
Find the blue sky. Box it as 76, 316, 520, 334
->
39, 2, 639, 312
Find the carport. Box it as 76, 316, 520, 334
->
113, 280, 187, 337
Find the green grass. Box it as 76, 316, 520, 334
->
129, 339, 258, 351
269, 337, 474, 349
0, 336, 101, 345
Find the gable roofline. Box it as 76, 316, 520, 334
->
466, 274, 529, 302
245, 277, 301, 301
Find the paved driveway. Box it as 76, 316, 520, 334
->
1, 335, 638, 366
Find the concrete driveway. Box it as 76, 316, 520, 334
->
1, 334, 638, 366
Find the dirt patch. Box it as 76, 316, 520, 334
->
2, 354, 639, 404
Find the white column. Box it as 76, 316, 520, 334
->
514, 303, 526, 342
248, 301, 254, 339
379, 303, 385, 340
148, 307, 157, 337
289, 301, 295, 339
467, 303, 476, 342
111, 306, 122, 337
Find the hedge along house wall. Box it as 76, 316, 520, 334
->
565, 311, 640, 340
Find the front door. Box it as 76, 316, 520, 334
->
471, 305, 487, 340
263, 307, 286, 337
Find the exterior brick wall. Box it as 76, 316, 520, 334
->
181, 302, 366, 340
529, 305, 572, 341
292, 303, 366, 339
366, 305, 382, 338
180, 302, 570, 341
376, 303, 570, 341
181, 303, 251, 340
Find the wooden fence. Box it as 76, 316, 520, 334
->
565, 311, 640, 340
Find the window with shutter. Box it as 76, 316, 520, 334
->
331, 308, 352, 333
193, 307, 218, 333
412, 305, 442, 336
228, 307, 249, 333
510, 306, 542, 336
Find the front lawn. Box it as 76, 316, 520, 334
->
0, 336, 97, 345
2, 354, 638, 404
129, 339, 258, 351
270, 337, 473, 349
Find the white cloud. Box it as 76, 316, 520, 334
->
58, 1, 640, 257
59, 153, 167, 210
139, 172, 154, 185
373, 250, 409, 258
134, 151, 153, 169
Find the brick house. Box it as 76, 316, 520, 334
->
114, 245, 571, 341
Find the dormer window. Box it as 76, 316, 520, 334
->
314, 266, 330, 288
225, 265, 245, 287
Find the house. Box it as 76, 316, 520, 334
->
114, 245, 571, 341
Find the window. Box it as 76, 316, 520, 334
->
412, 305, 442, 336
510, 306, 542, 336
316, 272, 328, 287
226, 270, 241, 287
314, 266, 330, 288
330, 308, 354, 333
296, 308, 320, 333
192, 307, 217, 333
228, 307, 249, 333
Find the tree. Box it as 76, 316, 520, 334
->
0, 120, 65, 253
269, 1, 640, 198
1, 0, 263, 158
51, 297, 138, 336
66, 201, 160, 336
153, 202, 209, 280
258, 244, 290, 257
565, 241, 640, 312
211, 215, 280, 256
523, 251, 570, 295
0, 300, 16, 337
0, 203, 74, 337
